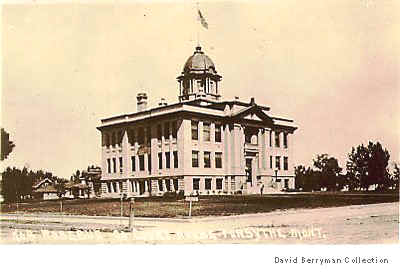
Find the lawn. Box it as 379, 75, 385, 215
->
1, 193, 398, 218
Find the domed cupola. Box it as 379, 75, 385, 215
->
177, 45, 222, 102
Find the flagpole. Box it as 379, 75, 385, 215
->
196, 2, 200, 46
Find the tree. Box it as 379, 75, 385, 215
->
54, 182, 66, 198
295, 165, 306, 190
71, 170, 81, 183
294, 166, 323, 192
1, 166, 67, 203
367, 142, 390, 190
389, 163, 399, 190
347, 142, 390, 191
1, 128, 15, 160
313, 154, 342, 191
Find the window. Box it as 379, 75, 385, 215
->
269, 131, 272, 147
210, 80, 214, 93
172, 121, 177, 139
158, 153, 163, 169
284, 179, 289, 189
112, 158, 116, 173
193, 178, 200, 190
165, 179, 171, 191
270, 156, 273, 169
146, 127, 151, 145
139, 155, 145, 171
113, 182, 118, 193
254, 135, 258, 145
245, 133, 252, 144
173, 151, 178, 168
165, 152, 170, 169
215, 124, 221, 142
275, 156, 281, 170
158, 180, 163, 191
203, 122, 211, 142
215, 152, 222, 168
111, 132, 116, 147
164, 122, 170, 141
119, 157, 123, 173
138, 127, 144, 144
283, 133, 288, 148
157, 125, 162, 141
197, 79, 204, 92
191, 121, 198, 140
192, 151, 199, 167
216, 179, 223, 190
173, 179, 178, 191
107, 159, 111, 173
117, 131, 123, 147
284, 157, 288, 171
107, 183, 112, 193
105, 133, 110, 147
205, 178, 212, 190
148, 154, 151, 172
204, 151, 211, 168
128, 129, 135, 146
275, 131, 280, 147
131, 156, 136, 172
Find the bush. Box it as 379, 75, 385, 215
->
177, 190, 185, 200
162, 190, 185, 200
163, 191, 178, 199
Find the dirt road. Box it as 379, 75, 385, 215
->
1, 202, 398, 244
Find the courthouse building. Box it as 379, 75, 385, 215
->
97, 45, 298, 197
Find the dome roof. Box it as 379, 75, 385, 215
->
183, 46, 216, 73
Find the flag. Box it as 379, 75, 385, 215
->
197, 9, 208, 29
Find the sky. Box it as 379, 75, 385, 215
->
1, 0, 399, 178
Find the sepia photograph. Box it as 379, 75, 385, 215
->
0, 0, 399, 272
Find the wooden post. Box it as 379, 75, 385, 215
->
60, 198, 63, 224
189, 200, 192, 218
120, 192, 123, 226
129, 198, 135, 231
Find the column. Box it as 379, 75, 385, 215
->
262, 128, 268, 170
257, 129, 263, 171
198, 121, 204, 168
179, 119, 191, 173
224, 124, 231, 176
143, 128, 149, 173
210, 122, 215, 143
178, 178, 185, 193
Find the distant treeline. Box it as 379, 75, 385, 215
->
1, 167, 68, 202
295, 141, 399, 191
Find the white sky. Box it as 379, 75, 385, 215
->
1, 0, 399, 178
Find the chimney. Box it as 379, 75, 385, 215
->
234, 96, 239, 101
158, 98, 167, 107
137, 92, 148, 112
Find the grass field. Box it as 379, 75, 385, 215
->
1, 193, 398, 218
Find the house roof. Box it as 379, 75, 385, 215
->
33, 178, 54, 189
97, 98, 297, 131
65, 182, 88, 189
182, 46, 217, 74
33, 185, 58, 194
